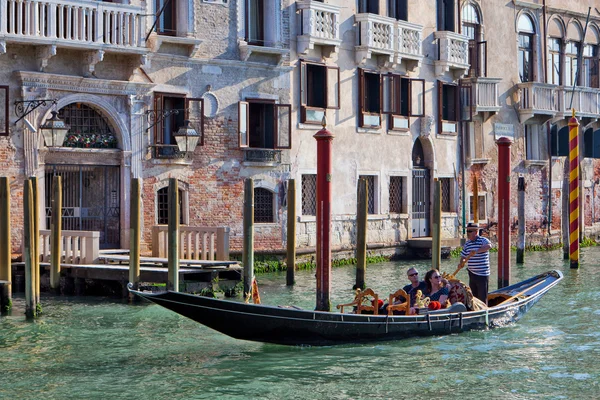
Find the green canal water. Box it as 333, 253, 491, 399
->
1, 249, 599, 400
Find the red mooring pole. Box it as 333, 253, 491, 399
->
568, 109, 580, 269
314, 117, 334, 312
496, 137, 512, 289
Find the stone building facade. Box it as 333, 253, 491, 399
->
1, 0, 599, 257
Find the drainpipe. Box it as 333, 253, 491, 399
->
542, 0, 547, 84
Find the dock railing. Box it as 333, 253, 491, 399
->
39, 230, 100, 264
152, 225, 230, 261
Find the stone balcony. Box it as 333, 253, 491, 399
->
0, 0, 148, 73
355, 13, 423, 71
296, 0, 341, 58
434, 31, 469, 79
557, 86, 600, 118
461, 77, 502, 120
516, 82, 558, 123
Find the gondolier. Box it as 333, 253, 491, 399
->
460, 223, 492, 305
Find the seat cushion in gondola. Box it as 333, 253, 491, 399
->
447, 280, 474, 311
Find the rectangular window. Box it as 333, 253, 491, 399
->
582, 44, 598, 88
547, 38, 561, 85
254, 187, 275, 223
440, 177, 453, 212
383, 76, 425, 130
469, 194, 486, 221
301, 174, 317, 216
525, 124, 545, 160
389, 176, 405, 213
359, 69, 382, 128
157, 187, 184, 225
584, 128, 600, 158
300, 61, 340, 123
238, 100, 292, 149
388, 0, 407, 21
153, 93, 185, 158
468, 41, 487, 78
436, 0, 454, 32
464, 121, 484, 161
565, 41, 579, 87
550, 125, 569, 157
359, 175, 376, 214
156, 0, 177, 36
0, 86, 8, 136
358, 0, 379, 14
438, 81, 460, 135
246, 0, 264, 45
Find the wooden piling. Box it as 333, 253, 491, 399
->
242, 179, 254, 299
355, 177, 367, 290
24, 180, 37, 319
167, 178, 179, 292
0, 177, 11, 313
286, 179, 296, 286
29, 177, 40, 303
517, 176, 525, 264
472, 174, 479, 224
432, 178, 441, 270
50, 175, 62, 293
129, 178, 141, 298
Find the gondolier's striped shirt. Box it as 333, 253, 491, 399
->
461, 235, 491, 276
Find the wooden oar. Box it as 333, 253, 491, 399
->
449, 251, 475, 278
497, 279, 547, 306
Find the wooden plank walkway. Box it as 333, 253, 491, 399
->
98, 254, 240, 268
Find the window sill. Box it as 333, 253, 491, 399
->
242, 161, 279, 167
357, 127, 383, 134
469, 158, 491, 165
299, 215, 316, 223
387, 129, 410, 136
524, 160, 547, 167
437, 132, 458, 139
151, 158, 193, 166
148, 34, 202, 57
238, 41, 289, 65
298, 122, 324, 131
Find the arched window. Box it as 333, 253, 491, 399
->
518, 14, 535, 83
462, 3, 484, 77
156, 187, 184, 224
565, 22, 583, 87
582, 26, 599, 88
254, 187, 275, 223
58, 104, 118, 149
546, 18, 564, 85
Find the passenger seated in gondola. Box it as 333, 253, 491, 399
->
424, 269, 449, 307
402, 267, 427, 307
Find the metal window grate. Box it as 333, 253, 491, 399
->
359, 175, 375, 214
157, 187, 183, 224
301, 174, 317, 216
254, 188, 274, 223
389, 176, 403, 213
58, 103, 118, 148
441, 178, 452, 212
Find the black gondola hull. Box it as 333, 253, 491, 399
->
129, 270, 562, 346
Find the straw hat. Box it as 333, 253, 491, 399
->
466, 223, 480, 231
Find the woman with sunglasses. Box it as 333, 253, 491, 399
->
424, 269, 449, 306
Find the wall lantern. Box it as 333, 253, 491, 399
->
174, 120, 200, 153
40, 111, 70, 148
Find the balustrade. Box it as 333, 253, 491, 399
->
152, 226, 230, 261
434, 31, 469, 78
39, 229, 100, 264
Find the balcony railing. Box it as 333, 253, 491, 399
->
462, 77, 502, 116
355, 13, 423, 69
0, 0, 146, 51
517, 82, 558, 123
151, 144, 192, 161
244, 149, 281, 164
434, 31, 469, 79
558, 87, 600, 117
296, 0, 341, 57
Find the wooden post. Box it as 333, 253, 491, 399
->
50, 175, 62, 293
167, 178, 179, 292
472, 174, 479, 224
355, 177, 367, 290
129, 178, 141, 298
0, 177, 11, 313
496, 137, 512, 289
568, 110, 579, 269
29, 177, 40, 304
432, 178, 441, 270
24, 180, 37, 319
286, 179, 296, 286
242, 179, 254, 299
516, 176, 525, 264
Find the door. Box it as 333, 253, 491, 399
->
45, 164, 121, 249
412, 168, 430, 237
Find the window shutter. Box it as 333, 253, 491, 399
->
275, 103, 292, 149
300, 60, 308, 107
459, 83, 472, 122
185, 98, 204, 146
437, 81, 443, 134
238, 101, 249, 148
409, 79, 425, 117
326, 65, 340, 109
479, 41, 488, 77
0, 86, 7, 136
154, 93, 164, 144
359, 68, 366, 127
382, 74, 395, 114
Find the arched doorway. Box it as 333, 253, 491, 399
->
43, 103, 121, 249
411, 139, 430, 237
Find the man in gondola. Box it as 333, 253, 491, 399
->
459, 223, 492, 305
402, 267, 427, 307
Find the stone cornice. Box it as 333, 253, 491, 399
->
14, 71, 155, 96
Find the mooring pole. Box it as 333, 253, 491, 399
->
432, 178, 441, 270
472, 174, 479, 224
517, 175, 526, 264
50, 175, 62, 293
314, 116, 334, 312
286, 179, 296, 286
496, 137, 512, 289
0, 177, 11, 313
29, 177, 40, 304
24, 180, 37, 319
129, 178, 141, 298
355, 177, 367, 290
568, 109, 580, 269
242, 179, 254, 298
167, 178, 179, 292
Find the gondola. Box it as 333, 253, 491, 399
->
128, 270, 563, 346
